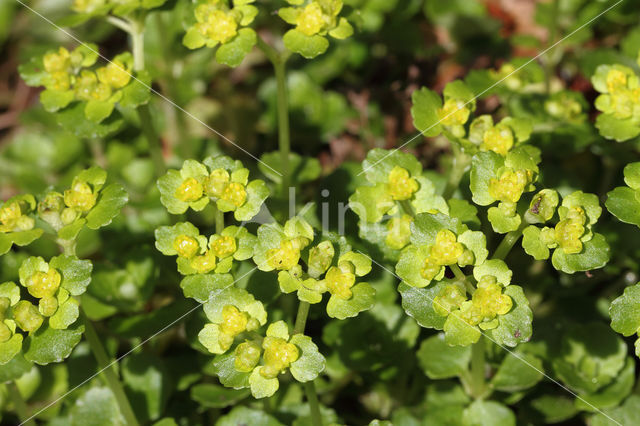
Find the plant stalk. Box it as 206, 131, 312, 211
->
81, 309, 140, 426
470, 336, 486, 399
450, 264, 475, 294
214, 205, 224, 234
8, 381, 35, 426
130, 16, 165, 177
399, 199, 416, 218
492, 227, 525, 260
442, 142, 470, 200
293, 301, 311, 335
257, 37, 291, 197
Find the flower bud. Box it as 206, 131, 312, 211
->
175, 177, 204, 202
64, 181, 98, 212
204, 169, 230, 198
234, 341, 261, 372
430, 229, 464, 266
296, 2, 325, 36
190, 250, 217, 274
211, 235, 237, 258
27, 268, 61, 299
433, 285, 466, 317
39, 295, 58, 317
325, 264, 356, 300
173, 235, 200, 259
13, 301, 43, 333
261, 336, 299, 379
387, 166, 419, 201
221, 182, 247, 207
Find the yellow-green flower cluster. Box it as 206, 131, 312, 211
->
421, 229, 472, 280
594, 66, 640, 121
0, 195, 36, 234
435, 275, 512, 331
183, 0, 258, 49
0, 282, 43, 348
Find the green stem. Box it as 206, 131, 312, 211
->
293, 301, 310, 335
545, 0, 559, 94
8, 381, 35, 426
304, 381, 323, 426
257, 37, 291, 197
214, 205, 224, 234
129, 16, 165, 177
399, 199, 416, 218
470, 336, 486, 399
81, 310, 140, 426
492, 226, 525, 260
57, 238, 77, 256
450, 264, 475, 294
442, 141, 470, 200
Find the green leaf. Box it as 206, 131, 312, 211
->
0, 229, 43, 255
56, 102, 123, 138
122, 352, 170, 422
202, 286, 267, 327
473, 259, 512, 286
155, 222, 202, 256
50, 255, 93, 296
86, 183, 128, 230
180, 273, 234, 303
610, 283, 640, 336
398, 281, 451, 330
290, 334, 325, 382
283, 29, 329, 59
349, 184, 393, 223
249, 368, 279, 398
326, 282, 375, 319
575, 357, 634, 412
329, 17, 353, 39
0, 334, 23, 365
443, 311, 481, 346
596, 114, 640, 142
190, 383, 249, 408
416, 333, 471, 379
40, 89, 74, 112
24, 323, 84, 365
396, 244, 438, 288
624, 162, 640, 189
362, 148, 423, 184
234, 179, 269, 221
120, 70, 151, 108
18, 57, 46, 86
258, 152, 321, 185
70, 387, 124, 426
217, 406, 284, 426
491, 352, 543, 392
463, 400, 516, 426
606, 186, 640, 226
521, 226, 550, 260
0, 352, 32, 380
484, 285, 532, 347
590, 394, 640, 426
487, 206, 521, 234
157, 170, 189, 214
49, 297, 79, 329
458, 230, 488, 265
58, 219, 86, 241
411, 87, 443, 137
209, 351, 250, 389
216, 28, 257, 67
551, 233, 610, 274
470, 151, 503, 206
85, 100, 116, 123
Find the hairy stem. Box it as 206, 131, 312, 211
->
257, 37, 291, 197
8, 381, 35, 426
470, 336, 486, 399
81, 310, 140, 426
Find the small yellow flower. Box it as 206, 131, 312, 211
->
430, 229, 464, 266
221, 182, 247, 207
473, 276, 512, 318
489, 169, 531, 204
175, 177, 204, 203
482, 124, 514, 156
386, 214, 413, 250
555, 207, 586, 254
211, 235, 237, 258
13, 301, 43, 333
27, 268, 61, 299
267, 240, 302, 271
433, 285, 467, 317
296, 2, 325, 36
198, 9, 238, 44
420, 259, 441, 280
96, 59, 131, 89
387, 166, 419, 201
218, 305, 249, 351
190, 250, 217, 274
438, 99, 470, 126
606, 69, 629, 93
46, 71, 72, 92
75, 70, 112, 102
173, 235, 200, 259
325, 264, 356, 300
205, 169, 230, 198
260, 336, 299, 379
0, 201, 34, 233
64, 181, 98, 212
234, 341, 261, 372
43, 47, 71, 74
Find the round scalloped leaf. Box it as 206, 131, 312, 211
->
217, 406, 284, 426
183, 26, 206, 49
624, 162, 640, 190
216, 28, 257, 67
0, 353, 32, 381
398, 281, 451, 330
70, 387, 124, 426
158, 170, 190, 214
551, 233, 610, 274
40, 89, 74, 112
596, 114, 640, 142
24, 322, 84, 365
202, 286, 267, 325
411, 87, 443, 137
484, 285, 532, 347
362, 148, 423, 184
210, 351, 250, 389
155, 222, 202, 256
283, 29, 329, 59
590, 394, 640, 426
249, 368, 279, 399
85, 99, 116, 123
180, 273, 235, 303
120, 70, 151, 108
411, 212, 462, 246
458, 230, 488, 266
521, 226, 551, 260
326, 282, 375, 320
58, 219, 86, 241
575, 357, 634, 412
443, 313, 481, 346
349, 184, 393, 224
290, 334, 325, 383
0, 334, 23, 365
487, 207, 521, 234
396, 244, 439, 288
473, 259, 512, 286
491, 351, 544, 392
86, 183, 128, 230
50, 255, 93, 296
0, 281, 20, 305
561, 191, 601, 226
463, 400, 516, 426
338, 252, 372, 276
606, 187, 640, 227
234, 180, 269, 221
0, 228, 43, 255
470, 151, 504, 206
610, 283, 640, 337
56, 102, 123, 138
49, 297, 80, 329
18, 256, 48, 285
413, 176, 449, 215
417, 333, 471, 379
